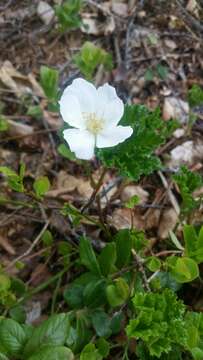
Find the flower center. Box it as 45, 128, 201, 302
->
84, 112, 104, 135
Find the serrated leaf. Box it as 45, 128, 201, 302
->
126, 289, 186, 358
98, 104, 177, 181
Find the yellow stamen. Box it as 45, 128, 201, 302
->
83, 112, 104, 135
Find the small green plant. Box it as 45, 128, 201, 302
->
173, 166, 202, 214
126, 289, 187, 358
40, 66, 59, 102
145, 63, 169, 82
0, 116, 9, 132
188, 84, 203, 107
55, 0, 82, 32
0, 164, 25, 192
98, 104, 177, 181
74, 42, 113, 80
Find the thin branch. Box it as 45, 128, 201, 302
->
6, 220, 50, 270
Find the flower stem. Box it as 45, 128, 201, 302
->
81, 167, 107, 213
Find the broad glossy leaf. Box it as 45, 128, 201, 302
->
0, 318, 26, 357
23, 313, 70, 358
27, 346, 74, 360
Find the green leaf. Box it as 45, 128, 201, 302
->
98, 104, 177, 181
73, 315, 93, 353
90, 309, 111, 337
99, 243, 117, 276
74, 42, 113, 80
169, 230, 184, 251
0, 354, 9, 360
110, 311, 124, 334
0, 274, 11, 291
27, 106, 43, 119
0, 318, 26, 357
125, 195, 140, 208
146, 256, 161, 272
55, 0, 82, 32
126, 289, 186, 358
106, 278, 129, 307
80, 343, 102, 360
173, 166, 202, 214
188, 84, 203, 107
9, 305, 26, 324
64, 284, 84, 309
23, 313, 70, 358
145, 68, 154, 82
170, 257, 199, 283
184, 225, 198, 256
27, 346, 74, 360
83, 279, 107, 308
79, 236, 101, 276
41, 230, 53, 247
96, 338, 110, 358
156, 64, 169, 80
0, 166, 24, 192
0, 116, 9, 132
33, 176, 50, 198
57, 144, 77, 161
114, 229, 132, 269
40, 66, 59, 101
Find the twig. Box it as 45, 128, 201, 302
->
0, 127, 59, 144
6, 220, 50, 270
154, 249, 182, 257
158, 171, 180, 215
132, 249, 151, 292
176, 0, 203, 33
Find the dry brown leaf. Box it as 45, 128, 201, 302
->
111, 2, 128, 17
186, 0, 199, 17
158, 208, 178, 239
145, 209, 161, 230
0, 234, 16, 255
81, 13, 115, 36
37, 1, 55, 25
110, 208, 144, 230
121, 185, 149, 205
27, 73, 45, 98
163, 97, 189, 124
7, 119, 34, 136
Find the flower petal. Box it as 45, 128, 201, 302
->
96, 83, 124, 127
63, 128, 95, 160
59, 92, 85, 129
63, 78, 97, 114
96, 125, 133, 148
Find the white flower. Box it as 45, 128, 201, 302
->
59, 78, 133, 160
